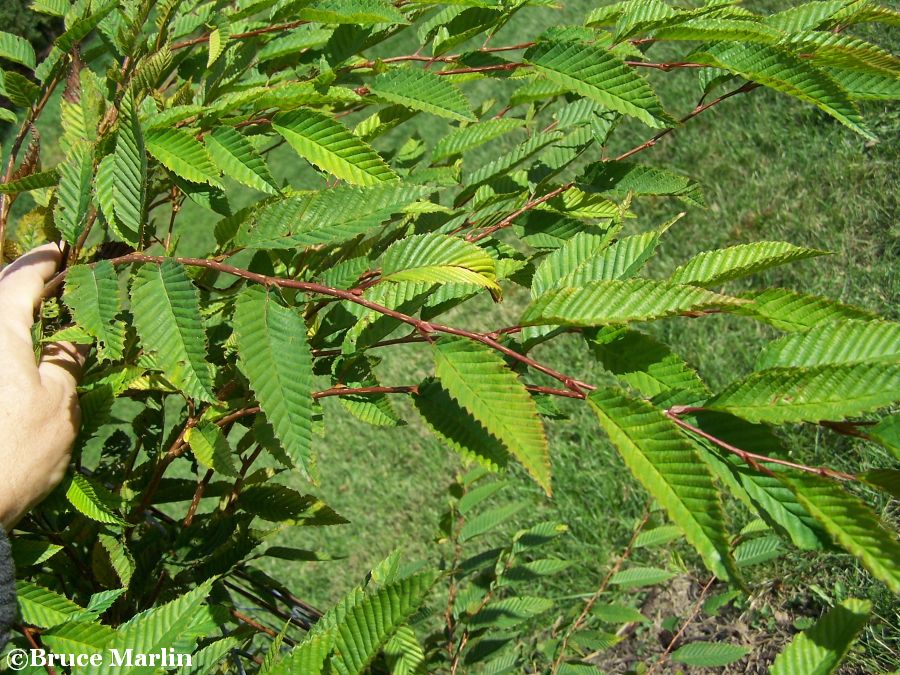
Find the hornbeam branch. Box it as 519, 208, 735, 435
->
665, 408, 856, 481
171, 19, 309, 50
48, 254, 593, 396
462, 81, 758, 242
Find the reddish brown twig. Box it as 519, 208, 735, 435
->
230, 609, 280, 638
459, 81, 759, 243
646, 575, 717, 675
625, 60, 706, 71
665, 408, 856, 481
466, 182, 573, 243
171, 20, 309, 50
132, 411, 203, 519
437, 62, 527, 76
48, 254, 594, 397
183, 469, 214, 527
616, 82, 759, 161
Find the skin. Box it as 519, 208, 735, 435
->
0, 244, 84, 531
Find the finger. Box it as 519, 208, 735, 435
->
38, 341, 88, 405
0, 243, 63, 382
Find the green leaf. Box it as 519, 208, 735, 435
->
34, 0, 117, 82
633, 524, 683, 548
63, 261, 125, 361
432, 118, 523, 161
370, 67, 474, 121
778, 474, 900, 594
2, 70, 39, 106
380, 233, 499, 291
433, 337, 551, 493
205, 126, 279, 194
257, 27, 334, 63
11, 540, 62, 568
239, 485, 347, 525
54, 141, 94, 245
98, 534, 135, 589
707, 362, 900, 424
670, 241, 828, 287
234, 286, 315, 476
670, 642, 750, 667
463, 130, 563, 188
146, 127, 222, 186
17, 581, 83, 628
611, 0, 677, 41
327, 571, 436, 675
131, 260, 215, 401
340, 391, 403, 427
186, 421, 237, 476
458, 480, 505, 515
571, 629, 623, 652
588, 389, 736, 582
207, 26, 226, 68
298, 0, 408, 25
522, 279, 744, 326
579, 161, 705, 207
588, 328, 709, 405
109, 580, 216, 664
828, 67, 900, 100
756, 320, 900, 369
268, 631, 333, 675
66, 474, 126, 524
796, 31, 900, 76
176, 637, 243, 675
413, 379, 509, 472
113, 93, 146, 245
0, 31, 36, 68
383, 624, 427, 675
234, 183, 429, 250
653, 17, 782, 43
553, 227, 670, 287
468, 596, 554, 629
460, 502, 526, 542
609, 566, 676, 588
531, 232, 613, 298
689, 42, 871, 138
525, 40, 671, 128
868, 415, 900, 460
0, 168, 59, 194
765, 1, 849, 32
686, 411, 827, 550
273, 109, 398, 186
592, 603, 649, 624
81, 588, 126, 620
94, 153, 121, 237
770, 598, 871, 675
504, 558, 572, 582
737, 288, 877, 332
734, 535, 783, 566
41, 620, 115, 656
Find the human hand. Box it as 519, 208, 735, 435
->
0, 244, 85, 531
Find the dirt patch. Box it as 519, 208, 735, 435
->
589, 574, 802, 674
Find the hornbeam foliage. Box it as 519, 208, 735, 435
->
0, 0, 897, 671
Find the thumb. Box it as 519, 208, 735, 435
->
38, 341, 88, 405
